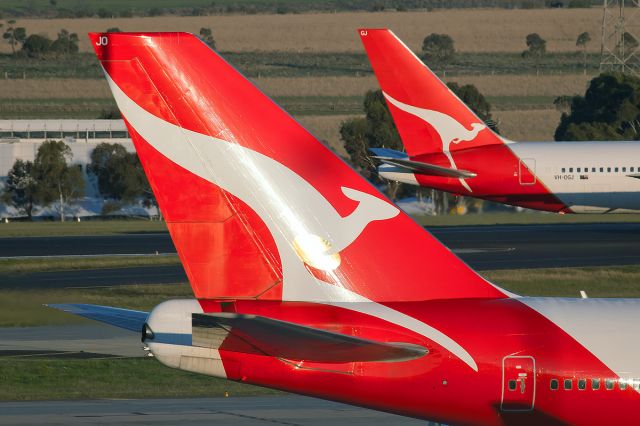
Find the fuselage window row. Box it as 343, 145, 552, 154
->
549, 378, 640, 391
561, 167, 636, 173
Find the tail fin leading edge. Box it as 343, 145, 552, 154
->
90, 32, 505, 305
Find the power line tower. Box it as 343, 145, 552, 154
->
600, 0, 640, 76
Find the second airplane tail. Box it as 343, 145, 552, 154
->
359, 29, 504, 158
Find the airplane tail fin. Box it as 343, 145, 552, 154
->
90, 32, 505, 304
359, 29, 504, 157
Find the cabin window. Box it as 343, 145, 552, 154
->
508, 380, 517, 391
550, 379, 559, 390
615, 167, 619, 172
632, 167, 635, 172
605, 379, 615, 390
600, 167, 604, 172
564, 379, 572, 390
592, 167, 596, 172
577, 168, 581, 172
578, 379, 586, 390
619, 381, 628, 391
561, 168, 566, 173
569, 168, 574, 172
592, 378, 601, 390
607, 167, 612, 172
623, 167, 627, 172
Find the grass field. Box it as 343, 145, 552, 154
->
0, 220, 166, 237
0, 283, 192, 327
3, 9, 604, 54
4, 212, 640, 238
2, 264, 640, 328
0, 357, 280, 401
0, 255, 179, 274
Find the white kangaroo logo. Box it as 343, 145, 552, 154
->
104, 69, 479, 372
384, 92, 486, 192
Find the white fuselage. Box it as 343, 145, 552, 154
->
509, 141, 640, 213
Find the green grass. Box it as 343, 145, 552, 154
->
0, 283, 192, 327
483, 266, 640, 298
0, 254, 180, 274
3, 265, 640, 328
0, 357, 281, 401
0, 220, 167, 237
2, 214, 640, 238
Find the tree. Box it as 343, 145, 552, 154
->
106, 27, 121, 33
522, 33, 546, 73
340, 117, 368, 173
446, 82, 499, 133
50, 29, 79, 55
340, 90, 405, 200
88, 143, 158, 215
21, 34, 52, 57
32, 140, 84, 221
421, 33, 455, 74
199, 27, 216, 50
554, 72, 640, 141
89, 142, 129, 199
2, 20, 27, 56
576, 31, 591, 75
2, 159, 38, 219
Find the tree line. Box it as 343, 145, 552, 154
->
0, 22, 217, 59
2, 141, 157, 221
1, 19, 79, 58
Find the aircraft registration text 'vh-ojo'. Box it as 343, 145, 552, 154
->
360, 29, 640, 214
50, 32, 640, 425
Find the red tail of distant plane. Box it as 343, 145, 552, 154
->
359, 29, 504, 158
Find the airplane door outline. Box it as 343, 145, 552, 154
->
519, 158, 536, 185
501, 355, 536, 412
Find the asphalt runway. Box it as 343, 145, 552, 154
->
2, 223, 640, 288
0, 396, 425, 426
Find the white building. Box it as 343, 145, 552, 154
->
0, 119, 135, 176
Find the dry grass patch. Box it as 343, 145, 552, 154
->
444, 74, 590, 97
0, 78, 111, 99
255, 76, 378, 97
11, 9, 602, 54
495, 109, 561, 141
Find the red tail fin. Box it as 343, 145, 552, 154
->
359, 29, 504, 157
90, 32, 505, 305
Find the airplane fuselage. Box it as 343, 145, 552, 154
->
144, 296, 640, 426
382, 141, 640, 213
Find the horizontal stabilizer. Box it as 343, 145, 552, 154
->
374, 156, 477, 179
193, 313, 427, 363
47, 303, 148, 333
369, 147, 407, 159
